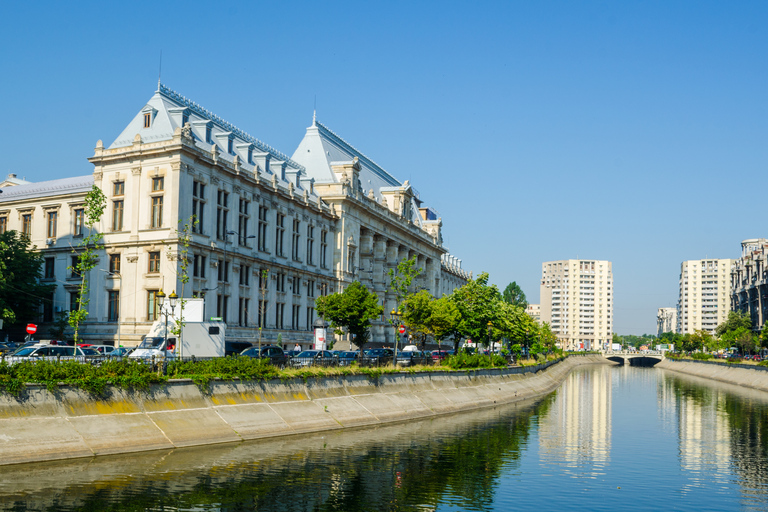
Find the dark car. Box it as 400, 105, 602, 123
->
240, 345, 289, 368
336, 351, 360, 366
285, 350, 302, 359
362, 348, 394, 366
290, 350, 338, 368
226, 341, 254, 357
396, 350, 429, 367
727, 353, 743, 362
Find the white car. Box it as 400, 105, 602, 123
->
4, 344, 91, 364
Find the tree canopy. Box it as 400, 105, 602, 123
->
502, 282, 528, 309
315, 281, 383, 351
0, 231, 55, 327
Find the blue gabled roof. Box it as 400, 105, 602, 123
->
0, 175, 94, 202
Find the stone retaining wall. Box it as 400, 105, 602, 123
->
0, 355, 609, 466
658, 358, 768, 393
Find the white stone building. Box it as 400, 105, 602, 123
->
729, 238, 768, 331
677, 258, 733, 334
0, 83, 470, 348
539, 259, 613, 351
656, 307, 677, 337
526, 304, 541, 324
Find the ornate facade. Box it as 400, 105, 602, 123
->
0, 84, 470, 348
730, 238, 768, 331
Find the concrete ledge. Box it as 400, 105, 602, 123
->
658, 359, 768, 392
0, 355, 610, 466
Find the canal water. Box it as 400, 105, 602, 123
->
2, 364, 768, 511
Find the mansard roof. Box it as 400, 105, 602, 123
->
108, 83, 311, 191
0, 175, 93, 202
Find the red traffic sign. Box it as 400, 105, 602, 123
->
399, 325, 406, 334
26, 323, 37, 335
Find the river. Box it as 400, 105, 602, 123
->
2, 364, 768, 511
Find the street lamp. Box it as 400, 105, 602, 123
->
157, 290, 178, 356
487, 321, 493, 356
391, 309, 401, 364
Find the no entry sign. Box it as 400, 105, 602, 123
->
399, 325, 406, 334
26, 323, 37, 335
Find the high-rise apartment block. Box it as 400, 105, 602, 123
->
677, 259, 733, 334
540, 260, 613, 351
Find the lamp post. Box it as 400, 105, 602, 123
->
391, 309, 401, 364
487, 321, 493, 357
157, 290, 178, 356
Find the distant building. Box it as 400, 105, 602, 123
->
526, 303, 541, 324
730, 238, 768, 331
656, 307, 677, 337
539, 260, 613, 351
677, 259, 733, 334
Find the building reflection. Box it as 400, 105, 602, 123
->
539, 366, 612, 474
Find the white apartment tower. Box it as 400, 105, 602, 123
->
677, 259, 734, 334
540, 260, 613, 351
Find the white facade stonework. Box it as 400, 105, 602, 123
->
677, 258, 733, 335
0, 84, 470, 349
539, 260, 613, 351
729, 238, 768, 331
656, 307, 677, 337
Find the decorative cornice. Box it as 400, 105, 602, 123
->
158, 83, 305, 173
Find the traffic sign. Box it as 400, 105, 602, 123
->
26, 323, 37, 335
399, 325, 406, 334
210, 317, 223, 321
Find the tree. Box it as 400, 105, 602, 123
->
0, 230, 55, 327
401, 290, 434, 348
68, 185, 107, 346
716, 311, 752, 337
315, 281, 383, 352
168, 215, 197, 358
502, 282, 528, 309
429, 296, 461, 347
449, 272, 502, 354
717, 311, 756, 354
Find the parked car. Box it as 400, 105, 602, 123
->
89, 345, 116, 355
225, 341, 253, 357
6, 344, 90, 363
336, 351, 360, 366
0, 343, 14, 355
240, 345, 289, 368
432, 350, 449, 362
362, 348, 394, 366
285, 349, 302, 359
750, 354, 763, 362
290, 350, 338, 368
727, 353, 743, 362
396, 350, 429, 367
109, 347, 135, 358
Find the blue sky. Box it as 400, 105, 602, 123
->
2, 1, 766, 334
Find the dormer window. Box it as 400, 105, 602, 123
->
206, 125, 212, 143
247, 146, 253, 163
228, 137, 234, 155
182, 113, 189, 126
144, 113, 151, 128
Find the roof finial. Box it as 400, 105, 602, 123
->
313, 94, 317, 126
157, 49, 163, 90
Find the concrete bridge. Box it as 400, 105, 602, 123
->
603, 350, 665, 366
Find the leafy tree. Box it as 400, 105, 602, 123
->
401, 290, 434, 348
722, 326, 755, 355
0, 230, 55, 326
502, 281, 528, 309
716, 311, 752, 337
68, 185, 107, 345
388, 256, 422, 308
449, 272, 502, 354
429, 295, 461, 347
315, 281, 383, 351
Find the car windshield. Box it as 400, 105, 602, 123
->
137, 337, 165, 349
11, 347, 36, 357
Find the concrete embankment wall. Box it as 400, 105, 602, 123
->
0, 355, 609, 466
658, 358, 768, 392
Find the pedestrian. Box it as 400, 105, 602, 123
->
294, 343, 301, 351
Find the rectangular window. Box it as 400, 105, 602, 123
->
292, 276, 301, 295
239, 298, 249, 326
71, 255, 81, 278
111, 200, 124, 231
306, 226, 314, 265
21, 214, 31, 236
276, 272, 286, 293
148, 252, 160, 273
292, 304, 300, 330
320, 230, 328, 269
217, 294, 229, 321
0, 216, 7, 234
192, 181, 205, 234
240, 265, 250, 286
217, 190, 229, 239
152, 177, 164, 192
44, 257, 55, 279
307, 280, 315, 298
147, 290, 159, 321
258, 206, 268, 251
193, 254, 206, 278
306, 307, 314, 331
46, 211, 57, 238
258, 299, 268, 329
238, 198, 250, 245
275, 213, 285, 257
292, 219, 301, 261
227, 137, 234, 155
218, 261, 230, 282
206, 125, 212, 143
108, 291, 120, 322
275, 302, 285, 329
73, 208, 84, 236
109, 254, 121, 274
151, 196, 163, 228
70, 291, 80, 312
143, 112, 151, 128
113, 181, 124, 196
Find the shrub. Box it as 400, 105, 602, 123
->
691, 353, 713, 361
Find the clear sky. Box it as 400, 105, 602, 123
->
1, 1, 766, 335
